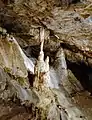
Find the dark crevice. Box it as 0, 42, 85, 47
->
67, 60, 92, 93
61, 43, 79, 53
28, 71, 35, 87
61, 43, 92, 59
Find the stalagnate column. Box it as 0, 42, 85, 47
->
33, 28, 50, 91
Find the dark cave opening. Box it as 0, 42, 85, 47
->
67, 60, 92, 94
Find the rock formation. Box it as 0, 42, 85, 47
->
0, 0, 92, 119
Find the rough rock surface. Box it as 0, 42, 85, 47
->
0, 0, 92, 119
0, 0, 91, 66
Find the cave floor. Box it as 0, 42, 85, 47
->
0, 100, 32, 120
73, 91, 92, 120
0, 91, 91, 120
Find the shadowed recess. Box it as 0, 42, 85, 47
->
67, 60, 92, 93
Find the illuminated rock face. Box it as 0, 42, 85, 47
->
0, 34, 34, 77
0, 32, 35, 102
